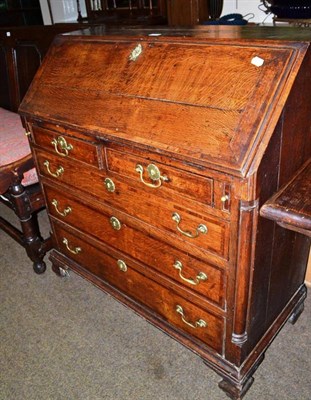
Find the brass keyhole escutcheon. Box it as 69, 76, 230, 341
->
110, 216, 121, 231
104, 178, 115, 193
129, 43, 142, 61
147, 164, 161, 181
117, 259, 128, 272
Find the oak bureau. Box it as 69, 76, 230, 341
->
19, 26, 311, 399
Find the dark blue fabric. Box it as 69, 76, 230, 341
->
202, 13, 248, 25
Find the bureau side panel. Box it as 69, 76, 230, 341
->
266, 46, 311, 324
242, 119, 282, 356
278, 48, 311, 187
245, 47, 311, 356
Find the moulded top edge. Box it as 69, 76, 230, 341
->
62, 25, 311, 46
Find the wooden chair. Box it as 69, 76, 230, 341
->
0, 107, 52, 273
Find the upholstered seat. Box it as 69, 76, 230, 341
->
0, 107, 52, 273
0, 107, 38, 187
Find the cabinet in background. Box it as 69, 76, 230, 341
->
84, 0, 168, 25
0, 24, 96, 112
167, 0, 209, 25
0, 0, 43, 26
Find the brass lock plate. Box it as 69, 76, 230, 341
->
129, 43, 142, 61
147, 164, 161, 181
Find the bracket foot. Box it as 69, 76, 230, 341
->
218, 375, 254, 400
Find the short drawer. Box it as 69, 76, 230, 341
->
45, 185, 226, 308
31, 125, 102, 167
53, 223, 225, 354
105, 147, 214, 207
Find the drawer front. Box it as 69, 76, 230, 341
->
36, 150, 229, 259
45, 185, 226, 308
105, 147, 214, 208
101, 176, 230, 258
53, 223, 224, 354
31, 125, 101, 167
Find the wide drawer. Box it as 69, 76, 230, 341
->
45, 184, 226, 308
53, 222, 225, 354
31, 125, 102, 167
36, 150, 230, 259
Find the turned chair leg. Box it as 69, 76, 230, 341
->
9, 180, 48, 274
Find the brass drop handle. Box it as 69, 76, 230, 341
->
43, 160, 64, 178
175, 305, 207, 329
51, 199, 72, 217
51, 136, 73, 157
62, 238, 81, 255
173, 260, 208, 286
172, 212, 208, 238
117, 259, 128, 272
135, 163, 168, 188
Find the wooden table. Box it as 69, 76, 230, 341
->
261, 159, 311, 237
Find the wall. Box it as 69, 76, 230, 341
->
221, 0, 273, 24
39, 0, 87, 25
40, 1, 273, 25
